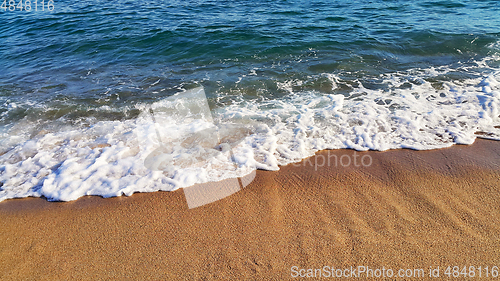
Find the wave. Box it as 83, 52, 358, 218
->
0, 54, 499, 202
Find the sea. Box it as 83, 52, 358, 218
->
1, 0, 499, 201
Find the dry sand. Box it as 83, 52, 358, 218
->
1, 139, 500, 280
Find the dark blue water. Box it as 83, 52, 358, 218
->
1, 0, 500, 202
1, 0, 499, 124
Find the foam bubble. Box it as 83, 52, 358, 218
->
0, 55, 499, 202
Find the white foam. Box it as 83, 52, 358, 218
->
1, 56, 500, 202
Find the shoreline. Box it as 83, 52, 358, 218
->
1, 139, 500, 279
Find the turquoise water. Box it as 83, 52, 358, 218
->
0, 0, 500, 201
1, 0, 499, 121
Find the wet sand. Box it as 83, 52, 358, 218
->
1, 139, 500, 280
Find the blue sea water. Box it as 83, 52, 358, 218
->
0, 0, 499, 201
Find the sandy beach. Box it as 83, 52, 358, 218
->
2, 0, 500, 280
1, 139, 500, 280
